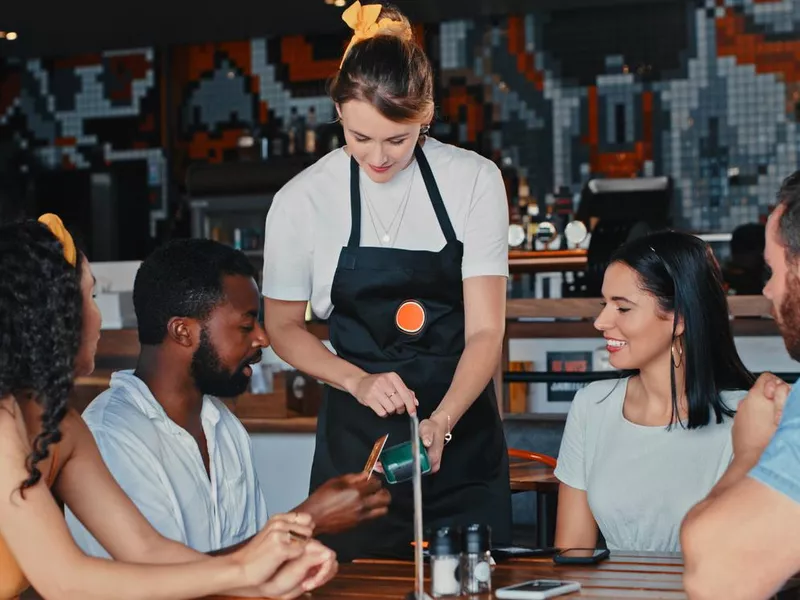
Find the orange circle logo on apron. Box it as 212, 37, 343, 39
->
395, 300, 426, 335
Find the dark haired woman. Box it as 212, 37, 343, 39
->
0, 216, 336, 600
554, 230, 755, 552
262, 1, 511, 560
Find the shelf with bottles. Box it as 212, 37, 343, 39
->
208, 223, 264, 252
190, 194, 274, 260
506, 170, 590, 255
242, 105, 345, 164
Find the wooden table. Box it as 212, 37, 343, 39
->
25, 552, 800, 600
208, 552, 690, 599
510, 463, 558, 493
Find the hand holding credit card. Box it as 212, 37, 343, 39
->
364, 434, 389, 478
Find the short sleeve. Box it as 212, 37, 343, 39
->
461, 162, 509, 280
554, 390, 589, 490
65, 428, 187, 558
749, 382, 800, 505
262, 187, 314, 301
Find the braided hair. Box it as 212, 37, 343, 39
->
0, 220, 83, 493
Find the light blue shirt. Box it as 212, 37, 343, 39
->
66, 370, 269, 556
750, 380, 800, 504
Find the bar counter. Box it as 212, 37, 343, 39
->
75, 294, 777, 430
74, 295, 777, 431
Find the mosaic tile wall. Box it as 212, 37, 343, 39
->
3, 0, 800, 232
0, 48, 166, 222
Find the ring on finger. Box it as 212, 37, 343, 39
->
387, 391, 397, 399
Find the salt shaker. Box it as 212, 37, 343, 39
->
461, 523, 492, 594
429, 526, 461, 597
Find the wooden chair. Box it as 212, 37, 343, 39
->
508, 448, 558, 547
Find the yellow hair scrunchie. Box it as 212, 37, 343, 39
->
340, 1, 413, 67
38, 213, 78, 267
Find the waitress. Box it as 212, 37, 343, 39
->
262, 0, 511, 560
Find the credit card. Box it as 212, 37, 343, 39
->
363, 434, 389, 478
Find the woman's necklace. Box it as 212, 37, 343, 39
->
362, 161, 416, 246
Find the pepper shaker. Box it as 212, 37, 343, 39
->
429, 526, 461, 597
461, 524, 492, 595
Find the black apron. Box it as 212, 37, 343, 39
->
309, 144, 511, 561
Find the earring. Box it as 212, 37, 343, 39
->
420, 124, 430, 136
671, 340, 683, 368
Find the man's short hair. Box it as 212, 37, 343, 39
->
776, 171, 800, 263
134, 239, 256, 345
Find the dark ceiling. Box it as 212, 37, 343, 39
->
0, 0, 678, 59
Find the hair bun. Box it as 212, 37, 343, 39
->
340, 1, 414, 66
331, 1, 433, 125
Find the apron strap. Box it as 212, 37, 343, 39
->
348, 156, 362, 248
413, 144, 457, 244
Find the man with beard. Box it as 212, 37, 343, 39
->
66, 239, 390, 557
680, 172, 800, 600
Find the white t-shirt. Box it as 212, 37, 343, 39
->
554, 377, 745, 553
65, 371, 269, 556
262, 138, 509, 319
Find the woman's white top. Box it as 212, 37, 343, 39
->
261, 138, 509, 319
554, 377, 746, 552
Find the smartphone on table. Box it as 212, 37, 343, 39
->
553, 548, 610, 565
491, 546, 559, 561
495, 579, 581, 599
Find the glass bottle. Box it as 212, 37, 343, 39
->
461, 524, 492, 595
430, 526, 461, 597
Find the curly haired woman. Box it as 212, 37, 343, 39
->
0, 216, 337, 600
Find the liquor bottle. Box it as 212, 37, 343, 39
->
305, 107, 317, 155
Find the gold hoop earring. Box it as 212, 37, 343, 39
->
671, 340, 683, 368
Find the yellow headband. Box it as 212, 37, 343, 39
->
38, 213, 77, 267
340, 1, 412, 67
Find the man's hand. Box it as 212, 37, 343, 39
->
733, 373, 790, 463
767, 377, 791, 426
295, 473, 391, 536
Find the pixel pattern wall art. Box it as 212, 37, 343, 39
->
169, 34, 349, 163
434, 0, 800, 231
3, 1, 800, 233
0, 49, 161, 171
